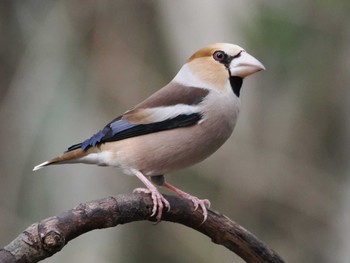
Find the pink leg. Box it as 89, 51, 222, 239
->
131, 169, 170, 221
162, 182, 211, 222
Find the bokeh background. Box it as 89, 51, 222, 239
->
1, 1, 349, 262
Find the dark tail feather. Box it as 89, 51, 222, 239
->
66, 143, 83, 152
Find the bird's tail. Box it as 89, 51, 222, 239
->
33, 148, 90, 171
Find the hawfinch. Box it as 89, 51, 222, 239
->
33, 43, 264, 222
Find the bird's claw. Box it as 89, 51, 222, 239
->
133, 187, 170, 221
186, 196, 211, 223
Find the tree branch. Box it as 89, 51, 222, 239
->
0, 193, 284, 263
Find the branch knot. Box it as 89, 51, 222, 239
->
42, 231, 65, 253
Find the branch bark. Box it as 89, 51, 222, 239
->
0, 193, 284, 263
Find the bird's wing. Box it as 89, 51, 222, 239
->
67, 83, 209, 152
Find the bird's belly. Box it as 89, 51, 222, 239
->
102, 115, 236, 176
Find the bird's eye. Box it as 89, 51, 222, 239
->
213, 51, 226, 62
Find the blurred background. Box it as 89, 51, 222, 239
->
0, 0, 349, 262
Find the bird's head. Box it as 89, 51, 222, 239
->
184, 43, 265, 92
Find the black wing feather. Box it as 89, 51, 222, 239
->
66, 113, 202, 152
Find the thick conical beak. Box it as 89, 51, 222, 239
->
229, 51, 265, 78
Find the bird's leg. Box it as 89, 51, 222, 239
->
162, 182, 211, 222
131, 170, 170, 221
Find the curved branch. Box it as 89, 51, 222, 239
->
0, 193, 284, 263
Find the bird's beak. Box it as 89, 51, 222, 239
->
229, 51, 265, 78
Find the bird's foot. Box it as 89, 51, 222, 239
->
162, 182, 210, 223
182, 194, 211, 223
133, 187, 170, 222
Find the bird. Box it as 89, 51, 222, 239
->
33, 43, 264, 222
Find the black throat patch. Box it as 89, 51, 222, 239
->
229, 76, 243, 97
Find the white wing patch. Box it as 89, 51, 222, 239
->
140, 104, 202, 123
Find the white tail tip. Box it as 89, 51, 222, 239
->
33, 161, 49, 171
